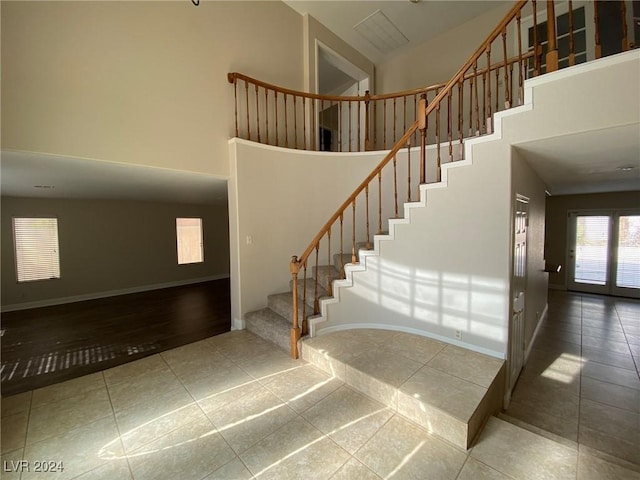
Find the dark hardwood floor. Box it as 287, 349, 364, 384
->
0, 279, 231, 397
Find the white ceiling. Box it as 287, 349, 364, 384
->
284, 0, 507, 64
0, 151, 228, 205
515, 124, 640, 195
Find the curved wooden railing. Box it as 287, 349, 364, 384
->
282, 0, 633, 358
229, 2, 631, 158
229, 52, 533, 153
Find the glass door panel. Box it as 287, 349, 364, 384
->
574, 215, 610, 286
568, 211, 640, 298
615, 215, 640, 292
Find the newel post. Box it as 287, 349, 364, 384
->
418, 93, 427, 184
545, 0, 559, 72
594, 0, 602, 58
620, 0, 629, 52
290, 256, 301, 359
364, 90, 371, 151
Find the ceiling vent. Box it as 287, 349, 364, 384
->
354, 10, 409, 54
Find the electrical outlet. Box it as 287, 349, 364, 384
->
246, 235, 253, 245
455, 330, 462, 340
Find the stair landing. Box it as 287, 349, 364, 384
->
301, 328, 505, 450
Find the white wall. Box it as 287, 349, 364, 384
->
309, 50, 639, 358
228, 139, 389, 328
1, 1, 304, 177
303, 14, 375, 94
376, 2, 513, 93
317, 140, 513, 358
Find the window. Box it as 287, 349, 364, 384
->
13, 217, 61, 282
176, 217, 204, 264
526, 6, 587, 77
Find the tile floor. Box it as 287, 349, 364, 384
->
2, 321, 639, 479
301, 328, 505, 449
506, 290, 640, 467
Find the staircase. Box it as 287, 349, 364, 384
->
245, 247, 365, 352
241, 49, 639, 452
236, 0, 639, 455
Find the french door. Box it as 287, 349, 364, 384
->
567, 211, 640, 298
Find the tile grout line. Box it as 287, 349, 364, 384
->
575, 295, 584, 480
19, 390, 34, 480
201, 348, 260, 479
176, 338, 282, 478
157, 348, 247, 479
616, 301, 640, 377
100, 370, 136, 480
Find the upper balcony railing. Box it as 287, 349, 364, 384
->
229, 52, 533, 154
229, 0, 633, 161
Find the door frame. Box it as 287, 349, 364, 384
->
315, 40, 370, 151
566, 210, 612, 295
566, 208, 640, 298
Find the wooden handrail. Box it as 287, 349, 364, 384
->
287, 0, 530, 357
227, 0, 631, 357
295, 0, 529, 258
228, 53, 533, 105
229, 51, 534, 153
228, 72, 365, 102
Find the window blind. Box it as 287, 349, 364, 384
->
13, 217, 60, 282
176, 217, 204, 265
574, 215, 609, 285
616, 215, 640, 289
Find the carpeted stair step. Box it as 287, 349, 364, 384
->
289, 277, 330, 303
331, 241, 376, 271
333, 253, 357, 271
268, 292, 313, 324
244, 307, 290, 352
311, 265, 341, 291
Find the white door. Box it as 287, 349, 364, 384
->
568, 211, 640, 298
338, 79, 369, 152
613, 213, 640, 297
509, 195, 528, 396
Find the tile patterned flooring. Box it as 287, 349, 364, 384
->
506, 290, 640, 467
1, 290, 639, 479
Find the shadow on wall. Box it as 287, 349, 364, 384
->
326, 256, 508, 356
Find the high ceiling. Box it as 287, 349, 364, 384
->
284, 0, 507, 64
1, 1, 637, 203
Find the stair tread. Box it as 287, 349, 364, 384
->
245, 307, 290, 352
245, 307, 290, 329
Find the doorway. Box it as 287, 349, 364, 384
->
567, 210, 640, 298
316, 42, 370, 151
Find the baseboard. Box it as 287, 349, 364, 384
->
1, 274, 230, 312
524, 304, 548, 363
231, 317, 245, 330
